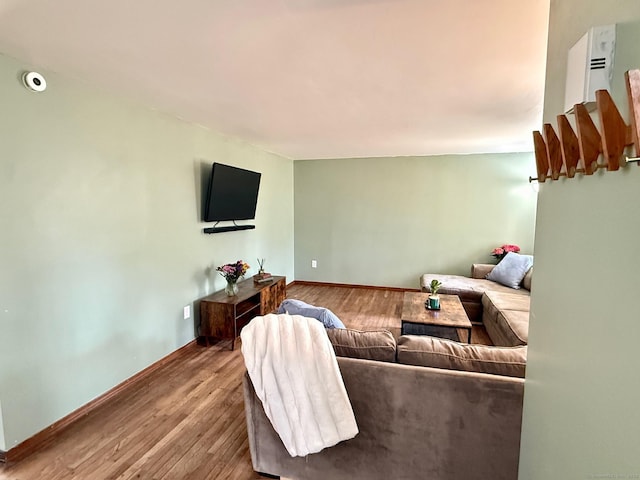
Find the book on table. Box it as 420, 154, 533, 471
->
253, 272, 273, 284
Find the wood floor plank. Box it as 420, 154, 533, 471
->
0, 283, 492, 480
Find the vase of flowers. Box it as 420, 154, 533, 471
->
491, 244, 521, 262
217, 260, 250, 296
224, 281, 239, 296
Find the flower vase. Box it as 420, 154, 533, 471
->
428, 294, 440, 310
225, 280, 238, 297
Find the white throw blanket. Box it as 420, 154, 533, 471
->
240, 313, 359, 457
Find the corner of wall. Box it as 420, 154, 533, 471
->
0, 399, 6, 451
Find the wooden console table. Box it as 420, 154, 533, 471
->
200, 276, 286, 349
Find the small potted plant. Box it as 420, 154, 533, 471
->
428, 279, 442, 309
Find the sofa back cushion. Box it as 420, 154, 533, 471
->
326, 328, 396, 363
397, 335, 527, 378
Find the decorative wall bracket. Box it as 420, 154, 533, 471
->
530, 69, 640, 182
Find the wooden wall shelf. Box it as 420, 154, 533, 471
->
531, 68, 640, 182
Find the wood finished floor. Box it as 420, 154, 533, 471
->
0, 284, 491, 480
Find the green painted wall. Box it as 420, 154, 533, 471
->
294, 154, 537, 288
0, 53, 294, 450
518, 2, 640, 478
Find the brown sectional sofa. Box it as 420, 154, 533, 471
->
421, 263, 532, 346
243, 329, 526, 480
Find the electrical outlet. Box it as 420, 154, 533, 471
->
311, 260, 317, 268
183, 305, 191, 320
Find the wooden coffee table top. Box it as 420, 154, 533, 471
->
401, 292, 472, 329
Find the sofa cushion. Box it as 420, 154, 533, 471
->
471, 263, 495, 279
486, 253, 534, 289
482, 291, 530, 346
482, 290, 530, 314
522, 267, 533, 291
397, 335, 527, 378
485, 310, 530, 346
326, 328, 396, 363
277, 299, 345, 329
421, 274, 530, 300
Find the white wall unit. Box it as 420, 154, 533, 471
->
564, 24, 616, 113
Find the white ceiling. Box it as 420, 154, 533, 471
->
0, 0, 550, 160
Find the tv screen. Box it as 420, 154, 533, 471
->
204, 163, 261, 222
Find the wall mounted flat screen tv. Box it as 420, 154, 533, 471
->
204, 163, 261, 222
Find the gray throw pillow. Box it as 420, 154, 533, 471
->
486, 252, 534, 289
276, 299, 346, 329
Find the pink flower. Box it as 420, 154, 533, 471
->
217, 260, 251, 282
491, 244, 521, 262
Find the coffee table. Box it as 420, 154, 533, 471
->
401, 292, 472, 343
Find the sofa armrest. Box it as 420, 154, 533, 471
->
471, 263, 495, 279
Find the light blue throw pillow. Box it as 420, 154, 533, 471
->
486, 252, 534, 289
276, 299, 346, 329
